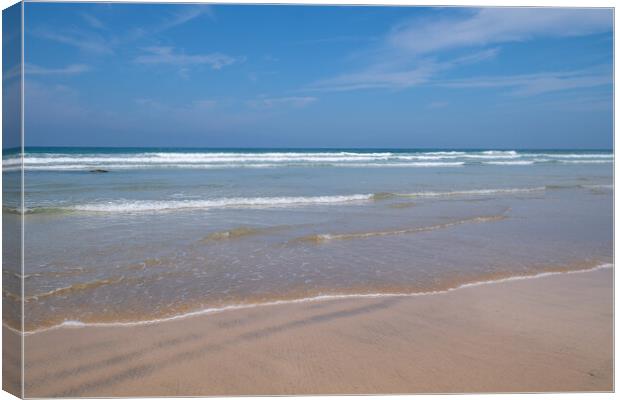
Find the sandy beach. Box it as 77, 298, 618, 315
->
3, 3, 614, 397
9, 266, 611, 397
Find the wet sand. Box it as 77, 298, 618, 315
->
13, 267, 613, 397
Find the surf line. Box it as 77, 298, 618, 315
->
10, 263, 612, 336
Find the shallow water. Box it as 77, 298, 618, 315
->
2, 148, 613, 332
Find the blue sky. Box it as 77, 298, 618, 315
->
16, 4, 614, 148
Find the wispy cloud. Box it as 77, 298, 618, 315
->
437, 66, 612, 96
307, 8, 611, 94
427, 101, 449, 109
80, 12, 104, 29
135, 97, 218, 111
4, 63, 90, 81
134, 46, 240, 70
25, 81, 93, 128
248, 96, 317, 109
3, 64, 20, 81
26, 63, 91, 76
126, 5, 213, 42
30, 28, 112, 54
161, 5, 214, 30
309, 62, 437, 92
388, 8, 612, 55
294, 35, 377, 45
522, 93, 612, 112
31, 5, 213, 54
137, 96, 317, 112
130, 96, 269, 135
308, 48, 498, 92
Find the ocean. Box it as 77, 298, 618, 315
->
2, 148, 614, 332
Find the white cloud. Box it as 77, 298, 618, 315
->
161, 6, 214, 30
192, 99, 218, 109
308, 48, 498, 92
437, 66, 611, 96
3, 64, 21, 81
309, 63, 437, 92
307, 8, 611, 94
31, 28, 112, 54
4, 63, 90, 81
427, 101, 449, 109
126, 5, 213, 42
294, 35, 378, 45
80, 13, 105, 29
388, 8, 612, 55
248, 96, 317, 109
522, 93, 612, 112
25, 81, 94, 128
134, 46, 239, 70
26, 63, 91, 76
135, 97, 218, 112
31, 5, 213, 54
130, 97, 269, 136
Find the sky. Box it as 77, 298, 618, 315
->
10, 4, 615, 148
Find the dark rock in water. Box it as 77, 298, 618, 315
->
90, 169, 109, 173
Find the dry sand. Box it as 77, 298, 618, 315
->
6, 267, 613, 397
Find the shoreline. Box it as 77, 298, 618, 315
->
10, 262, 613, 336
13, 265, 613, 396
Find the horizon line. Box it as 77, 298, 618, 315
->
7, 145, 615, 151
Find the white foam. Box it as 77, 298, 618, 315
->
582, 184, 613, 189
69, 194, 373, 213
58, 186, 547, 214
336, 162, 465, 168
398, 187, 545, 197
541, 154, 613, 159
8, 150, 614, 171
484, 161, 535, 165
14, 263, 612, 336
560, 160, 613, 164
481, 150, 518, 156
423, 151, 467, 155
16, 161, 467, 170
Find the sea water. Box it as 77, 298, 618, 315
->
2, 148, 613, 332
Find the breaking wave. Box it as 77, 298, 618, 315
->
12, 184, 609, 215
66, 194, 373, 213
3, 149, 612, 171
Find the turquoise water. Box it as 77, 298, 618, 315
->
2, 148, 614, 331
